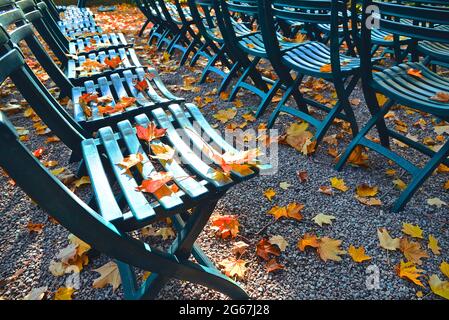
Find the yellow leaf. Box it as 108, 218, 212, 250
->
355, 195, 382, 206
297, 233, 320, 251
155, 227, 175, 240
263, 188, 276, 201
53, 287, 75, 300
441, 261, 449, 279
219, 257, 247, 280
117, 153, 144, 170
393, 179, 407, 191
73, 176, 90, 188
330, 177, 349, 192
317, 237, 346, 262
402, 223, 424, 239
269, 235, 288, 252
429, 275, 449, 299
428, 235, 441, 255
348, 245, 372, 263
377, 228, 400, 251
396, 260, 424, 287
376, 93, 388, 106
213, 108, 237, 123
50, 167, 66, 176
92, 261, 121, 291
312, 213, 335, 227
267, 205, 288, 220
68, 234, 91, 256
399, 237, 429, 265
356, 184, 378, 197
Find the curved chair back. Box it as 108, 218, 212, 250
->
188, 0, 223, 43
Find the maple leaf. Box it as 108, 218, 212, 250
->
213, 108, 237, 123
49, 260, 66, 277
396, 260, 424, 287
279, 122, 316, 155
428, 235, 441, 255
136, 123, 166, 142
32, 148, 44, 159
231, 241, 250, 256
399, 237, 429, 265
92, 261, 121, 291
68, 234, 91, 256
117, 153, 144, 171
103, 56, 122, 69
81, 59, 106, 72
320, 63, 332, 73
73, 176, 90, 188
297, 171, 308, 183
430, 91, 449, 103
263, 188, 276, 201
56, 244, 78, 264
393, 179, 407, 191
210, 215, 239, 239
427, 197, 447, 208
268, 205, 288, 220
269, 235, 288, 252
150, 144, 175, 162
407, 68, 423, 78
402, 223, 423, 239
134, 79, 149, 92
27, 222, 44, 233
155, 227, 175, 240
219, 257, 247, 280
330, 177, 349, 192
136, 172, 173, 193
265, 258, 285, 273
318, 185, 334, 195
53, 287, 75, 300
441, 261, 449, 279
377, 228, 400, 251
346, 145, 369, 167
297, 233, 320, 251
256, 238, 281, 261
312, 213, 335, 227
356, 184, 378, 197
286, 202, 304, 221
429, 275, 449, 300
355, 195, 382, 206
317, 237, 346, 262
348, 245, 371, 263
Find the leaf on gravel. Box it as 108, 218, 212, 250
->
219, 257, 247, 280
263, 188, 276, 201
378, 228, 400, 251
318, 185, 334, 195
49, 260, 66, 277
256, 238, 281, 261
330, 177, 349, 192
231, 241, 250, 256
427, 197, 447, 208
268, 205, 288, 220
312, 213, 335, 227
27, 222, 44, 233
279, 122, 316, 155
399, 237, 429, 265
73, 176, 90, 188
285, 202, 304, 221
393, 179, 407, 191
265, 258, 285, 273
279, 182, 291, 190
297, 233, 320, 251
428, 235, 441, 255
402, 223, 424, 239
23, 287, 47, 300
356, 184, 378, 197
210, 215, 239, 239
269, 235, 288, 252
56, 244, 78, 264
53, 287, 75, 300
355, 195, 382, 206
213, 108, 237, 123
155, 227, 175, 240
441, 261, 449, 279
297, 171, 308, 183
68, 234, 91, 256
92, 261, 121, 291
396, 260, 424, 287
429, 275, 449, 300
348, 245, 372, 263
317, 237, 346, 262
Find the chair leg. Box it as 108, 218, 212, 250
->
229, 56, 264, 101
138, 19, 151, 37
392, 140, 449, 212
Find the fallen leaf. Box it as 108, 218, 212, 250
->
297, 233, 320, 251
407, 68, 423, 78
27, 222, 44, 233
136, 123, 166, 142
231, 241, 249, 256
312, 213, 335, 227
263, 188, 276, 201
213, 108, 237, 123
155, 227, 175, 240
355, 195, 382, 206
297, 171, 308, 183
73, 176, 90, 188
399, 237, 429, 265
136, 172, 173, 193
92, 261, 121, 291
49, 260, 66, 277
23, 287, 47, 300
440, 261, 449, 279
269, 235, 288, 252
430, 92, 449, 103
330, 177, 349, 192
256, 238, 281, 261
427, 197, 447, 208
428, 235, 441, 255
219, 257, 247, 280
210, 215, 239, 239
356, 184, 378, 197
265, 258, 285, 273
396, 261, 424, 287
267, 205, 288, 220
378, 228, 400, 251
53, 287, 75, 300
318, 185, 334, 195
429, 275, 449, 299
279, 182, 291, 190
317, 237, 346, 262
348, 245, 372, 263
402, 223, 424, 239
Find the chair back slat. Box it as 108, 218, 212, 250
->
272, 0, 346, 25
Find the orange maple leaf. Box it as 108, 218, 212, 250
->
134, 79, 149, 92
210, 215, 239, 239
407, 68, 423, 78
265, 258, 285, 273
136, 123, 167, 142
297, 233, 320, 251
136, 172, 173, 193
104, 56, 122, 69
256, 238, 281, 261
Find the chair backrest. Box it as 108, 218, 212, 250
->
187, 0, 222, 42
0, 26, 87, 154
258, 0, 348, 72
219, 0, 258, 45
360, 0, 449, 76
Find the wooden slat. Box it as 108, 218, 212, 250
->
98, 126, 157, 221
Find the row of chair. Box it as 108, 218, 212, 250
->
0, 0, 264, 299
137, 0, 449, 212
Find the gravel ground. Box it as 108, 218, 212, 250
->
0, 5, 448, 300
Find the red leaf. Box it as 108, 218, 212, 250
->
136, 123, 167, 142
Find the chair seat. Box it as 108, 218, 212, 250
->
417, 26, 449, 64
81, 103, 260, 230
237, 32, 298, 58
66, 47, 142, 83
68, 32, 130, 55
282, 41, 360, 78
373, 62, 449, 119
60, 23, 103, 38
72, 67, 184, 132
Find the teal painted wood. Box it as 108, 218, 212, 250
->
0, 29, 254, 298
335, 0, 449, 212
258, 0, 359, 149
